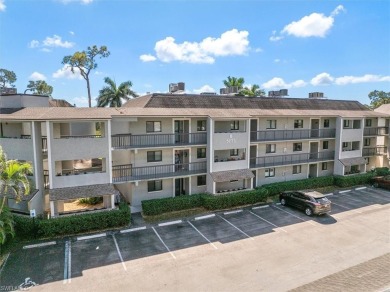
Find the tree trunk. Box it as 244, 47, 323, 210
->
86, 77, 92, 108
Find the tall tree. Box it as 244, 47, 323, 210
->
62, 45, 110, 107
239, 84, 265, 97
368, 90, 390, 109
26, 80, 53, 96
97, 77, 138, 107
0, 146, 33, 244
0, 69, 17, 89
223, 76, 245, 90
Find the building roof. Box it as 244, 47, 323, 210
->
210, 168, 254, 182
49, 99, 74, 107
339, 157, 367, 167
50, 183, 119, 201
374, 104, 390, 115
0, 188, 39, 202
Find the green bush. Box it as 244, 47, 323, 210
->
333, 172, 375, 188
142, 194, 204, 216
201, 189, 268, 210
261, 176, 334, 196
78, 197, 104, 205
374, 167, 390, 176
13, 214, 39, 240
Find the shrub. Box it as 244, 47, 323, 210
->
260, 176, 334, 196
142, 194, 204, 216
13, 214, 39, 240
78, 197, 103, 205
374, 167, 390, 176
333, 172, 375, 188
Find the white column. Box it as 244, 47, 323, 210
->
50, 201, 55, 218
107, 120, 113, 183
46, 121, 54, 188
111, 194, 115, 209
188, 176, 192, 195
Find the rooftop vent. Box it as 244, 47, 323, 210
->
169, 82, 185, 93
220, 86, 239, 95
268, 89, 288, 97
308, 92, 325, 99
1, 87, 17, 95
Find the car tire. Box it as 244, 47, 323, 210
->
280, 198, 286, 206
305, 207, 313, 216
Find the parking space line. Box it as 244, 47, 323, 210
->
158, 220, 182, 227
324, 193, 333, 196
252, 205, 269, 210
195, 214, 215, 220
120, 226, 146, 233
77, 233, 106, 241
63, 240, 71, 284
112, 235, 127, 271
273, 205, 316, 226
187, 221, 218, 250
0, 252, 10, 276
23, 241, 56, 249
249, 211, 287, 233
224, 210, 243, 215
151, 227, 176, 259
331, 202, 362, 214
355, 187, 367, 191
217, 215, 254, 240
339, 190, 351, 194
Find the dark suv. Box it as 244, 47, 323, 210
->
279, 190, 331, 216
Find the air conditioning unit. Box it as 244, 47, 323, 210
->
220, 88, 229, 95
228, 86, 239, 94
1, 87, 17, 94
309, 92, 324, 99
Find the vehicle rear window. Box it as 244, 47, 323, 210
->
315, 197, 330, 203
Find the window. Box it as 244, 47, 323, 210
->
293, 165, 302, 174
230, 149, 239, 156
353, 120, 361, 129
294, 120, 303, 128
352, 141, 360, 150
323, 141, 329, 150
323, 119, 330, 128
265, 168, 275, 177
365, 119, 372, 127
147, 151, 162, 162
231, 120, 239, 130
364, 138, 371, 146
197, 175, 206, 186
322, 162, 328, 171
266, 144, 276, 153
146, 121, 161, 133
197, 120, 207, 131
197, 148, 206, 159
266, 120, 277, 129
342, 142, 348, 148
343, 120, 350, 128
148, 180, 162, 192
293, 143, 302, 151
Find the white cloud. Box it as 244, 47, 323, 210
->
94, 70, 103, 75
193, 85, 215, 94
262, 77, 306, 89
271, 5, 345, 41
41, 48, 52, 53
43, 35, 74, 48
335, 74, 390, 85
140, 54, 157, 62
29, 72, 47, 81
0, 0, 5, 12
52, 65, 83, 80
274, 59, 280, 63
254, 47, 263, 53
69, 31, 75, 35
311, 72, 335, 86
144, 29, 250, 64
59, 0, 93, 4
28, 40, 40, 48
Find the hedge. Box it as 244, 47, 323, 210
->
14, 203, 131, 239
142, 194, 204, 216
374, 167, 390, 176
261, 176, 334, 196
333, 172, 376, 188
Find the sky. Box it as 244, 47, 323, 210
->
1, 0, 389, 107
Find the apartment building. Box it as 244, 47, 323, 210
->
0, 93, 389, 216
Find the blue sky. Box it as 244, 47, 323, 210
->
1, 0, 389, 107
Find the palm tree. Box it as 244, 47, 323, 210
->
0, 146, 32, 244
97, 77, 138, 107
223, 76, 245, 90
239, 84, 265, 97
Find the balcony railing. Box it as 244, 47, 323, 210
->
250, 151, 335, 168
362, 146, 388, 156
250, 128, 336, 142
363, 127, 389, 136
112, 161, 207, 182
111, 133, 207, 149
55, 134, 102, 139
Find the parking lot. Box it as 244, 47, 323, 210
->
1, 186, 390, 291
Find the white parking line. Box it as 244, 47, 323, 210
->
331, 202, 362, 214
339, 190, 351, 194
355, 187, 367, 191
152, 227, 176, 259
23, 241, 56, 249
63, 240, 71, 284
158, 220, 182, 227
187, 221, 218, 250
120, 226, 146, 233
77, 233, 106, 241
273, 205, 316, 226
217, 215, 253, 240
112, 235, 127, 271
195, 214, 215, 220
252, 205, 269, 210
224, 210, 243, 215
249, 211, 287, 233
324, 193, 333, 196
0, 252, 10, 275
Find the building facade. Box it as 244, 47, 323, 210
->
1, 93, 389, 216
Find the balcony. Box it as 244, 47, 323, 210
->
111, 133, 207, 149
362, 146, 388, 156
363, 127, 389, 136
250, 151, 335, 168
112, 161, 207, 182
250, 129, 336, 142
